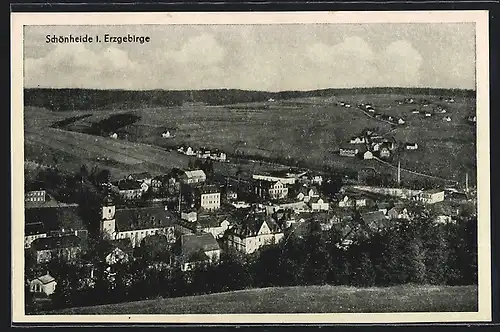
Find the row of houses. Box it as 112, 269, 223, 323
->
177, 146, 228, 162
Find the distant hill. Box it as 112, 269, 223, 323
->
24, 87, 476, 112
45, 284, 477, 315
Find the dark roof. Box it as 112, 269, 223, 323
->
118, 180, 142, 190
115, 207, 179, 232
108, 238, 133, 254
361, 211, 389, 231
25, 206, 85, 236
195, 184, 220, 195
129, 172, 152, 180
181, 233, 220, 258
229, 214, 281, 238
197, 213, 231, 228
361, 211, 387, 223
31, 235, 81, 251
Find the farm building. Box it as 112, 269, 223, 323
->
397, 118, 406, 125
468, 115, 477, 123
404, 143, 419, 150
378, 146, 391, 159
109, 133, 118, 139
339, 144, 364, 157
443, 116, 452, 122
411, 109, 420, 114
425, 112, 432, 117
350, 136, 366, 144
162, 131, 173, 138
363, 151, 374, 160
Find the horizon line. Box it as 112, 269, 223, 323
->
23, 86, 477, 93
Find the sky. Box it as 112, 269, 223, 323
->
23, 23, 476, 91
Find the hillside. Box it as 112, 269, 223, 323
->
46, 284, 477, 315
24, 87, 475, 112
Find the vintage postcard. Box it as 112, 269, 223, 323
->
11, 11, 491, 324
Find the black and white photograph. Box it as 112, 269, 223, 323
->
11, 11, 491, 324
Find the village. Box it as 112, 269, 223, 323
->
24, 129, 476, 310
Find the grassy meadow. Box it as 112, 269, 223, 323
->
47, 284, 478, 315
23, 91, 477, 185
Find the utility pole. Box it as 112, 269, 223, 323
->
465, 173, 469, 193
397, 159, 401, 186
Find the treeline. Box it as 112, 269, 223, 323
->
30, 215, 477, 313
24, 87, 476, 112
83, 113, 141, 136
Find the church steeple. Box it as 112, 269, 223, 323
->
101, 194, 116, 238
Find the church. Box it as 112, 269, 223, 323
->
100, 195, 178, 248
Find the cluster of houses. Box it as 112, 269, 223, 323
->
176, 146, 228, 162
25, 158, 458, 299
339, 129, 399, 160
356, 102, 406, 126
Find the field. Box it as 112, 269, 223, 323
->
23, 90, 477, 186
46, 284, 478, 315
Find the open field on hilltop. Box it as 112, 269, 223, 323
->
24, 90, 478, 185
46, 284, 477, 315
23, 108, 284, 180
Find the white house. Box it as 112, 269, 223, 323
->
225, 216, 284, 254
309, 197, 329, 211
29, 273, 57, 296
350, 136, 366, 144
405, 143, 419, 150
196, 185, 221, 211
443, 116, 452, 122
162, 131, 172, 138
416, 189, 445, 204
181, 170, 207, 184
109, 133, 118, 139
363, 151, 374, 160
231, 201, 251, 209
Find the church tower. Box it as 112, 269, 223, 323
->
101, 194, 116, 238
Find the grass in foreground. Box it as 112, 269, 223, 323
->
47, 284, 477, 315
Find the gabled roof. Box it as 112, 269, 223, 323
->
115, 207, 179, 232
129, 172, 152, 180
183, 170, 206, 179
36, 273, 55, 285
31, 235, 82, 251
181, 233, 220, 258
117, 180, 142, 190
195, 184, 220, 195
197, 213, 230, 228
361, 211, 387, 224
